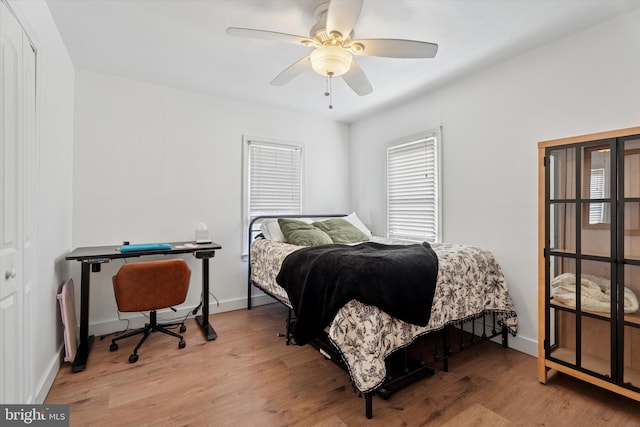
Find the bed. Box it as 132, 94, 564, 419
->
247, 214, 518, 418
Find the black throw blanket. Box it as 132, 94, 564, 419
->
276, 241, 439, 345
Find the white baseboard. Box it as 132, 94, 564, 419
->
89, 293, 277, 337
486, 333, 536, 356
507, 334, 537, 357
210, 293, 276, 313
460, 317, 537, 358
36, 347, 63, 404
89, 297, 539, 356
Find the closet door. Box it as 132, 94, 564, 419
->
21, 17, 36, 405
0, 0, 35, 403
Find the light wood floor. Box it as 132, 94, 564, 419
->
45, 303, 640, 426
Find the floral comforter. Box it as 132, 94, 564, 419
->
250, 237, 518, 393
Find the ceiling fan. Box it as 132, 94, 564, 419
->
226, 0, 438, 107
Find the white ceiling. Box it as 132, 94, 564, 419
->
45, 0, 640, 123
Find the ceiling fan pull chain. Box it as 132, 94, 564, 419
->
328, 74, 334, 110
325, 75, 330, 97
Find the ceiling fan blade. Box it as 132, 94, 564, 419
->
270, 56, 311, 86
352, 39, 438, 58
342, 60, 372, 96
326, 0, 364, 38
226, 27, 314, 46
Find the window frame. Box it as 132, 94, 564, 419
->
242, 135, 304, 257
386, 129, 442, 243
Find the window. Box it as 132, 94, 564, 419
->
588, 167, 606, 224
582, 145, 611, 228
243, 136, 303, 254
386, 130, 441, 242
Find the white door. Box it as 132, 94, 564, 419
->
1, 0, 35, 404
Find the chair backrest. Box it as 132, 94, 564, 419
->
113, 259, 191, 312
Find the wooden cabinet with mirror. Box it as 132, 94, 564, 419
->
538, 126, 640, 400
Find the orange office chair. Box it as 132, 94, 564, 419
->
109, 259, 191, 363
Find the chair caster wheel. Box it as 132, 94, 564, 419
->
178, 340, 186, 349
180, 325, 186, 333
128, 353, 139, 363
110, 343, 118, 352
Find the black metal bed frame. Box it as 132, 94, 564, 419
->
247, 214, 509, 419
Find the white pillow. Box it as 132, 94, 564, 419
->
344, 212, 373, 236
261, 219, 286, 242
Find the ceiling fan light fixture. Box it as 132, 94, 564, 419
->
227, 0, 437, 98
310, 46, 352, 77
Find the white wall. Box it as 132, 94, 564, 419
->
71, 70, 351, 334
20, 1, 638, 404
6, 0, 75, 402
350, 9, 640, 356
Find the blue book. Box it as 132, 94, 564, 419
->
120, 243, 172, 253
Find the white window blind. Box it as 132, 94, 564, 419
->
243, 138, 303, 256
248, 141, 302, 219
387, 134, 440, 242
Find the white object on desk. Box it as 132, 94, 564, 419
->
196, 222, 212, 243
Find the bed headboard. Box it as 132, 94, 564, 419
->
247, 213, 346, 310
247, 214, 347, 251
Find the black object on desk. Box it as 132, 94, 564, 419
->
65, 241, 222, 373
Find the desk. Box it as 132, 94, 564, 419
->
66, 241, 222, 373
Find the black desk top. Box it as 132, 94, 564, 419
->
66, 241, 222, 262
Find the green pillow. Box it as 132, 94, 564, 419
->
312, 218, 370, 244
278, 219, 333, 246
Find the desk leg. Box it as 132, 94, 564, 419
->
71, 262, 93, 372
196, 256, 217, 340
